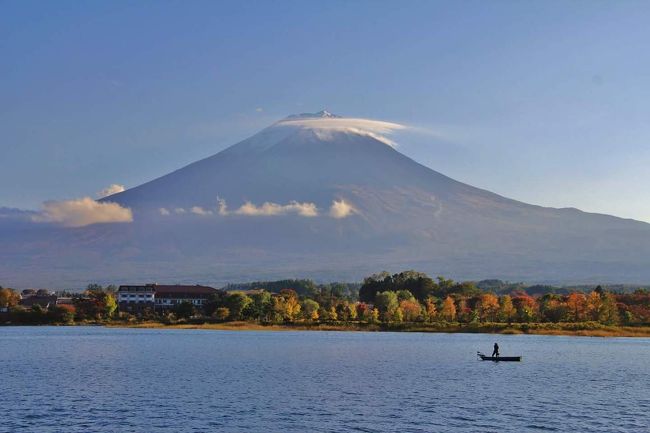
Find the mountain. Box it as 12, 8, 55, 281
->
2, 111, 650, 288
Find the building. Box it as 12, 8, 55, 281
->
117, 284, 219, 312
19, 294, 57, 310
117, 285, 156, 312
153, 285, 219, 310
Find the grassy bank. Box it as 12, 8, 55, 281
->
106, 320, 650, 337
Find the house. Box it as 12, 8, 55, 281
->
19, 294, 58, 310
117, 284, 219, 312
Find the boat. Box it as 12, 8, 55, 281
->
477, 351, 522, 362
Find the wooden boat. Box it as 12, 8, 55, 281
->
477, 351, 521, 362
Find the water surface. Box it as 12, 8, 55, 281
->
1, 327, 648, 432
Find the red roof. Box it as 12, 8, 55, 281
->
153, 285, 218, 295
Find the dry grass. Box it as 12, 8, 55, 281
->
107, 321, 650, 337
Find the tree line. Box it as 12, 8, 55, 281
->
1, 272, 649, 326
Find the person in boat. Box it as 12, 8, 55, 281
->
492, 342, 499, 358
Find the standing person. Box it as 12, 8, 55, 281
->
492, 342, 499, 358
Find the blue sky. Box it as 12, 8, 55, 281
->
2, 0, 650, 222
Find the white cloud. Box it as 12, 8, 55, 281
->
255, 107, 264, 112
329, 199, 357, 219
97, 184, 125, 198
190, 206, 213, 216
32, 197, 133, 228
174, 208, 186, 214
279, 117, 405, 147
233, 200, 319, 217
159, 208, 170, 216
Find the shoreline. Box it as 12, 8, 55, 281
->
103, 321, 650, 338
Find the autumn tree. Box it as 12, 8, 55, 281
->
540, 294, 568, 323
75, 285, 117, 320
424, 297, 437, 322
586, 291, 602, 321
512, 294, 538, 322
301, 299, 320, 321
279, 289, 301, 321
214, 307, 230, 321
399, 299, 422, 322
440, 296, 457, 322
479, 293, 500, 322
498, 295, 515, 323
0, 288, 20, 309
566, 293, 587, 322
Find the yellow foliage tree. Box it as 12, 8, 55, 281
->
441, 296, 456, 322
425, 298, 437, 322
0, 288, 20, 309
479, 293, 500, 322
586, 291, 602, 321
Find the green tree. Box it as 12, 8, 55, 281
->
301, 299, 320, 321
248, 290, 272, 321
396, 290, 415, 302
224, 292, 253, 320
498, 295, 515, 323
598, 293, 620, 325
174, 301, 195, 319
374, 291, 399, 322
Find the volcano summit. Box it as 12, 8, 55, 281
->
3, 112, 650, 287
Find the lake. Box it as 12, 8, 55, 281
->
1, 327, 648, 433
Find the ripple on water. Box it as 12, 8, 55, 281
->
1, 328, 649, 433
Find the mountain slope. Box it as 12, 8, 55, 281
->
2, 112, 650, 287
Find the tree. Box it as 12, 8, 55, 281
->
539, 294, 568, 323
301, 299, 320, 321
374, 291, 399, 322
328, 306, 338, 321
174, 301, 195, 319
0, 288, 20, 309
424, 297, 437, 322
586, 291, 602, 321
248, 290, 272, 321
399, 299, 422, 322
396, 290, 415, 302
513, 294, 538, 322
566, 293, 587, 322
440, 296, 457, 321
279, 289, 301, 321
498, 295, 515, 323
214, 307, 230, 321
223, 292, 253, 320
203, 291, 227, 317
75, 286, 117, 320
51, 305, 75, 323
359, 271, 436, 302
478, 293, 500, 322
598, 293, 620, 325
